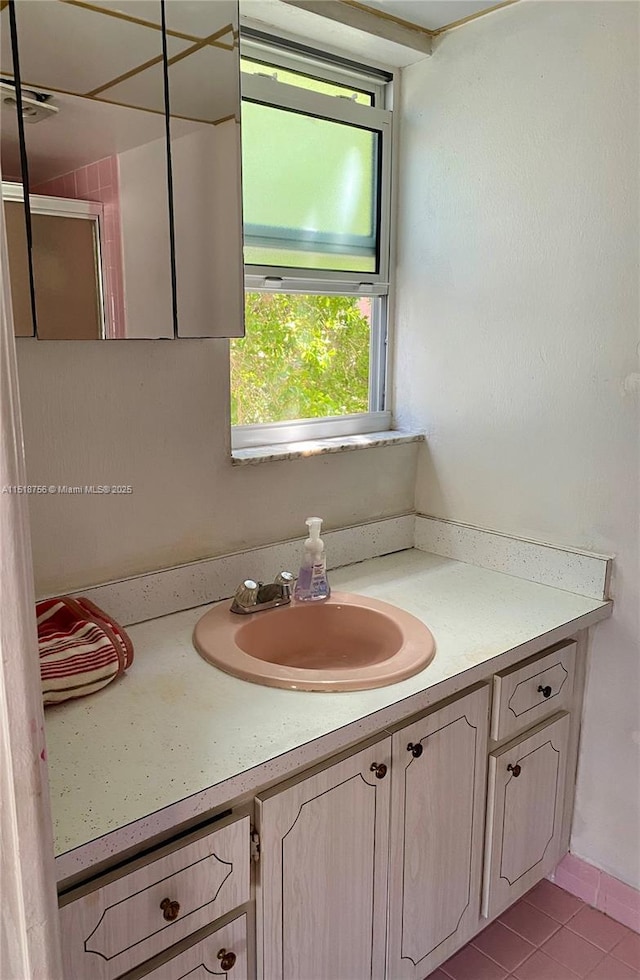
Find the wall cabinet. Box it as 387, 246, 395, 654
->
1, 0, 244, 340
58, 638, 582, 980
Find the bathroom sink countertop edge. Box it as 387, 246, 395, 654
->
45, 548, 612, 884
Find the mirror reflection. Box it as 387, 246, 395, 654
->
164, 0, 244, 338
0, 0, 242, 340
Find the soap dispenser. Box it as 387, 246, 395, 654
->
294, 517, 331, 601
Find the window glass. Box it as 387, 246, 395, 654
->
231, 293, 371, 425
240, 57, 374, 105
232, 40, 391, 445
241, 101, 379, 274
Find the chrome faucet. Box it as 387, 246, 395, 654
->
230, 571, 295, 615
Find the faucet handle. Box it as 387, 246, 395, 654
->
233, 579, 259, 609
274, 570, 295, 598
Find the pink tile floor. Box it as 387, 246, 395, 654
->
427, 881, 640, 980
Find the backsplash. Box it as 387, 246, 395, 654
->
62, 514, 613, 626
65, 514, 416, 625
415, 516, 612, 601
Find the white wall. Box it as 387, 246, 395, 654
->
15, 339, 417, 594
394, 1, 639, 886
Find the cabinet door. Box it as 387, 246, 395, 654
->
483, 712, 570, 920
140, 914, 248, 979
387, 686, 490, 980
255, 737, 391, 980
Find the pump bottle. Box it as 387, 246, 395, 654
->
294, 517, 331, 601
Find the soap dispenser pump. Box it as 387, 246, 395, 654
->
294, 517, 331, 601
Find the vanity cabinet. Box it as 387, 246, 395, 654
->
254, 686, 490, 980
482, 639, 577, 921
387, 686, 489, 980
255, 738, 392, 980
57, 635, 585, 980
483, 712, 571, 920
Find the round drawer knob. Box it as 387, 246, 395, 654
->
407, 742, 423, 758
218, 948, 237, 971
507, 763, 522, 778
370, 762, 387, 779
538, 684, 553, 698
160, 898, 180, 921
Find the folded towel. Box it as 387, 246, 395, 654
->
37, 596, 133, 705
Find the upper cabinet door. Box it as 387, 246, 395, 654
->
165, 1, 244, 339
387, 686, 490, 980
1, 0, 244, 340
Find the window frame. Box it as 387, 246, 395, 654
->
232, 36, 395, 451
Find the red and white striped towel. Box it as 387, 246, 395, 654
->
37, 596, 133, 705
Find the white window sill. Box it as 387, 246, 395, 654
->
231, 430, 425, 466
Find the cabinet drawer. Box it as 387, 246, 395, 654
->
130, 913, 248, 980
60, 813, 250, 980
491, 641, 576, 741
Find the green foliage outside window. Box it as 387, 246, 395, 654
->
230, 293, 370, 426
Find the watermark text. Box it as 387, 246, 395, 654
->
2, 485, 133, 495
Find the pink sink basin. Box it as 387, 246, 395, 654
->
193, 592, 436, 692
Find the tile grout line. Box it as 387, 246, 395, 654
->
469, 945, 536, 975
495, 915, 561, 945
520, 895, 584, 923
493, 923, 555, 978
469, 919, 538, 973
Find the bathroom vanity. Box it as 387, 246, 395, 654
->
46, 549, 611, 980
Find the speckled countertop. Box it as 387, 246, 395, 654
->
45, 549, 612, 884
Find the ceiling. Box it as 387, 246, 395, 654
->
241, 0, 517, 68
0, 0, 238, 124
0, 0, 239, 182
352, 1, 510, 34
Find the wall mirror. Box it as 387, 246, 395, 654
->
0, 0, 243, 340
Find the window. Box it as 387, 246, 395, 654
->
231, 35, 394, 449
